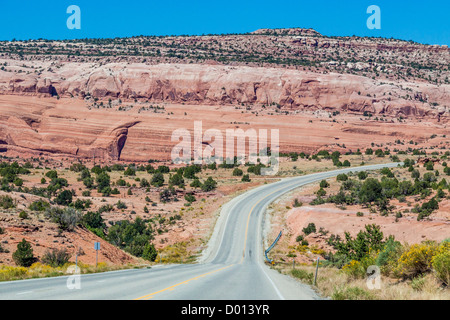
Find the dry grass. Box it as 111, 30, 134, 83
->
0, 261, 140, 282
274, 262, 450, 300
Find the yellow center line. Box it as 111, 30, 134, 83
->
134, 264, 234, 300
136, 177, 321, 300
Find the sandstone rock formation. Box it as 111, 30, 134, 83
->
0, 61, 448, 121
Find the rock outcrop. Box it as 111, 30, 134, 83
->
0, 61, 448, 121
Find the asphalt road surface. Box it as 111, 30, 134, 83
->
0, 163, 400, 300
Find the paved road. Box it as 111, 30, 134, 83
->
0, 163, 400, 300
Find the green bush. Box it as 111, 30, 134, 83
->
151, 172, 165, 187
320, 180, 330, 188
19, 211, 28, 219
201, 177, 217, 192
116, 200, 127, 209
55, 190, 73, 205
0, 195, 15, 209
232, 168, 243, 176
29, 199, 50, 211
107, 217, 154, 259
45, 170, 58, 179
12, 239, 36, 267
142, 243, 157, 262
431, 242, 450, 286
336, 174, 348, 182
184, 193, 196, 203
302, 223, 316, 235
357, 171, 368, 180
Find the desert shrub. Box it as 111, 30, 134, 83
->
116, 200, 127, 209
247, 164, 266, 176
302, 223, 316, 235
96, 172, 111, 195
190, 179, 202, 188
320, 180, 330, 188
342, 252, 377, 279
140, 178, 150, 188
45, 207, 82, 231
358, 178, 383, 204
142, 243, 157, 262
12, 239, 36, 267
328, 224, 385, 263
124, 167, 136, 176
184, 193, 196, 203
0, 195, 15, 209
116, 179, 126, 187
83, 177, 94, 188
395, 242, 438, 279
0, 266, 28, 280
45, 170, 58, 179
183, 165, 201, 179
82, 210, 105, 230
14, 178, 23, 187
29, 199, 50, 211
375, 237, 403, 276
293, 199, 303, 207
106, 217, 154, 259
336, 174, 348, 182
41, 248, 71, 267
156, 165, 170, 173
19, 211, 28, 219
241, 174, 251, 182
151, 172, 165, 187
357, 171, 368, 180
431, 241, 450, 286
316, 188, 326, 197
201, 177, 217, 192
169, 173, 184, 187
55, 190, 73, 205
70, 163, 87, 172
160, 188, 175, 202
232, 168, 243, 176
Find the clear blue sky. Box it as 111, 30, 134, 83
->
0, 0, 449, 45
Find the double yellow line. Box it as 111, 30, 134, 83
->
136, 178, 313, 300
135, 264, 234, 300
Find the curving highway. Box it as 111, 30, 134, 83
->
0, 163, 399, 300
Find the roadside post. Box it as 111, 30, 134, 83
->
94, 242, 100, 268
313, 257, 320, 286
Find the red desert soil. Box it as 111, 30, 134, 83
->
0, 94, 447, 163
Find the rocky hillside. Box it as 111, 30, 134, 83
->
1, 28, 449, 85
0, 60, 448, 121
